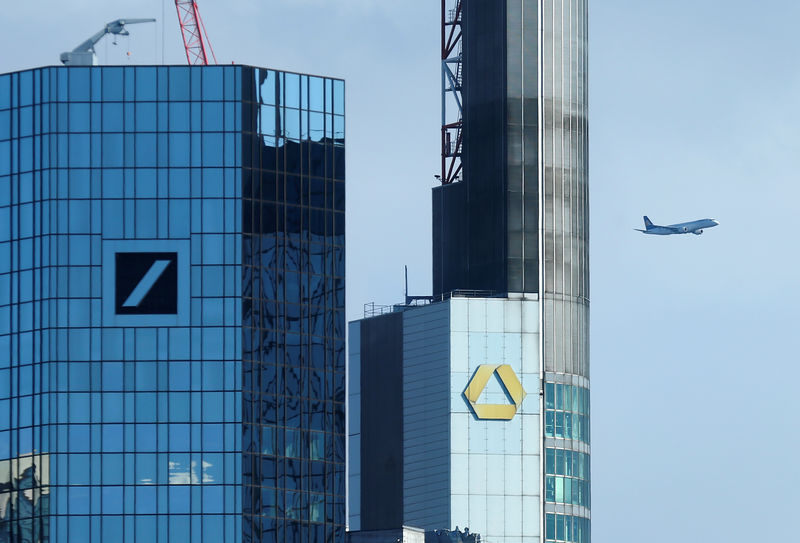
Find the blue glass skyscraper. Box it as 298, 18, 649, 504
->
0, 65, 345, 542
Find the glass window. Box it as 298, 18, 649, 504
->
333, 80, 344, 115
134, 133, 157, 167
308, 77, 324, 112
169, 68, 190, 101
102, 424, 123, 452
203, 486, 224, 514
169, 424, 190, 451
169, 133, 190, 167
202, 67, 224, 100
283, 108, 300, 141
202, 102, 223, 132
169, 486, 190, 514
98, 102, 122, 132
100, 67, 123, 100
67, 486, 90, 515
203, 424, 224, 451
102, 134, 124, 167
134, 67, 156, 100
100, 485, 123, 515
284, 73, 300, 109
101, 392, 123, 422
68, 68, 90, 100
169, 392, 190, 422
260, 70, 276, 105
169, 102, 190, 130
0, 75, 9, 110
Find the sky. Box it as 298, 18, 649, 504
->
2, 1, 799, 541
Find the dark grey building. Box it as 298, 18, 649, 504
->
350, 1, 589, 543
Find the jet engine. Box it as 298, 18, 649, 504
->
692, 230, 703, 235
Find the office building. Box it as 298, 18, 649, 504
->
349, 1, 588, 543
0, 64, 345, 542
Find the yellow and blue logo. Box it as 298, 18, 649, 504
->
463, 364, 527, 420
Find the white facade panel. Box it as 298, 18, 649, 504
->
352, 297, 541, 541
448, 297, 541, 543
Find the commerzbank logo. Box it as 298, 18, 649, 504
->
463, 364, 527, 420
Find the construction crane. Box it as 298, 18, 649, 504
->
60, 18, 156, 66
174, 1, 216, 65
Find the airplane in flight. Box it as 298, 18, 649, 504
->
635, 216, 719, 235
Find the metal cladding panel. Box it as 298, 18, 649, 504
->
433, 0, 541, 296
348, 321, 362, 531
432, 182, 467, 297
402, 302, 452, 530
506, 0, 540, 293
460, 0, 508, 294
540, 0, 589, 378
356, 313, 405, 531
448, 297, 540, 543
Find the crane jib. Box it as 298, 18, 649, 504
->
174, 0, 217, 66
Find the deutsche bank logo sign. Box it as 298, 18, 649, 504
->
103, 240, 189, 326
115, 252, 178, 315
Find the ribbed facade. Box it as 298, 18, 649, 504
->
540, 0, 589, 378
539, 1, 590, 541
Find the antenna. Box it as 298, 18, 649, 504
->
405, 265, 410, 305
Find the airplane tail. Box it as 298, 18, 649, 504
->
643, 216, 654, 230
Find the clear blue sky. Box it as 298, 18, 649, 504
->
2, 1, 798, 541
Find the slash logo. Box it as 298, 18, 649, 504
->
115, 252, 178, 315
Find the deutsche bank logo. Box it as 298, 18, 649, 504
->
103, 240, 189, 326
115, 252, 178, 315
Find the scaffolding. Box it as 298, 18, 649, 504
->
439, 0, 463, 185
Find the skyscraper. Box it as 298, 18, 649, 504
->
349, 1, 588, 542
0, 64, 345, 542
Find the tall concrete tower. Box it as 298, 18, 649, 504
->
349, 1, 589, 542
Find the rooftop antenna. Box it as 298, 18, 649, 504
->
61, 18, 156, 66
405, 265, 409, 305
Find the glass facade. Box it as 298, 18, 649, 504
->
544, 448, 590, 508
240, 69, 346, 542
0, 65, 344, 543
543, 383, 589, 443
544, 514, 590, 543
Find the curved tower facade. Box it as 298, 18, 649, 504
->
540, 1, 591, 539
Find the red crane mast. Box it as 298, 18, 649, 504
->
174, 0, 216, 65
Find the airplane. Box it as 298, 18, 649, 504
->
635, 216, 719, 235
